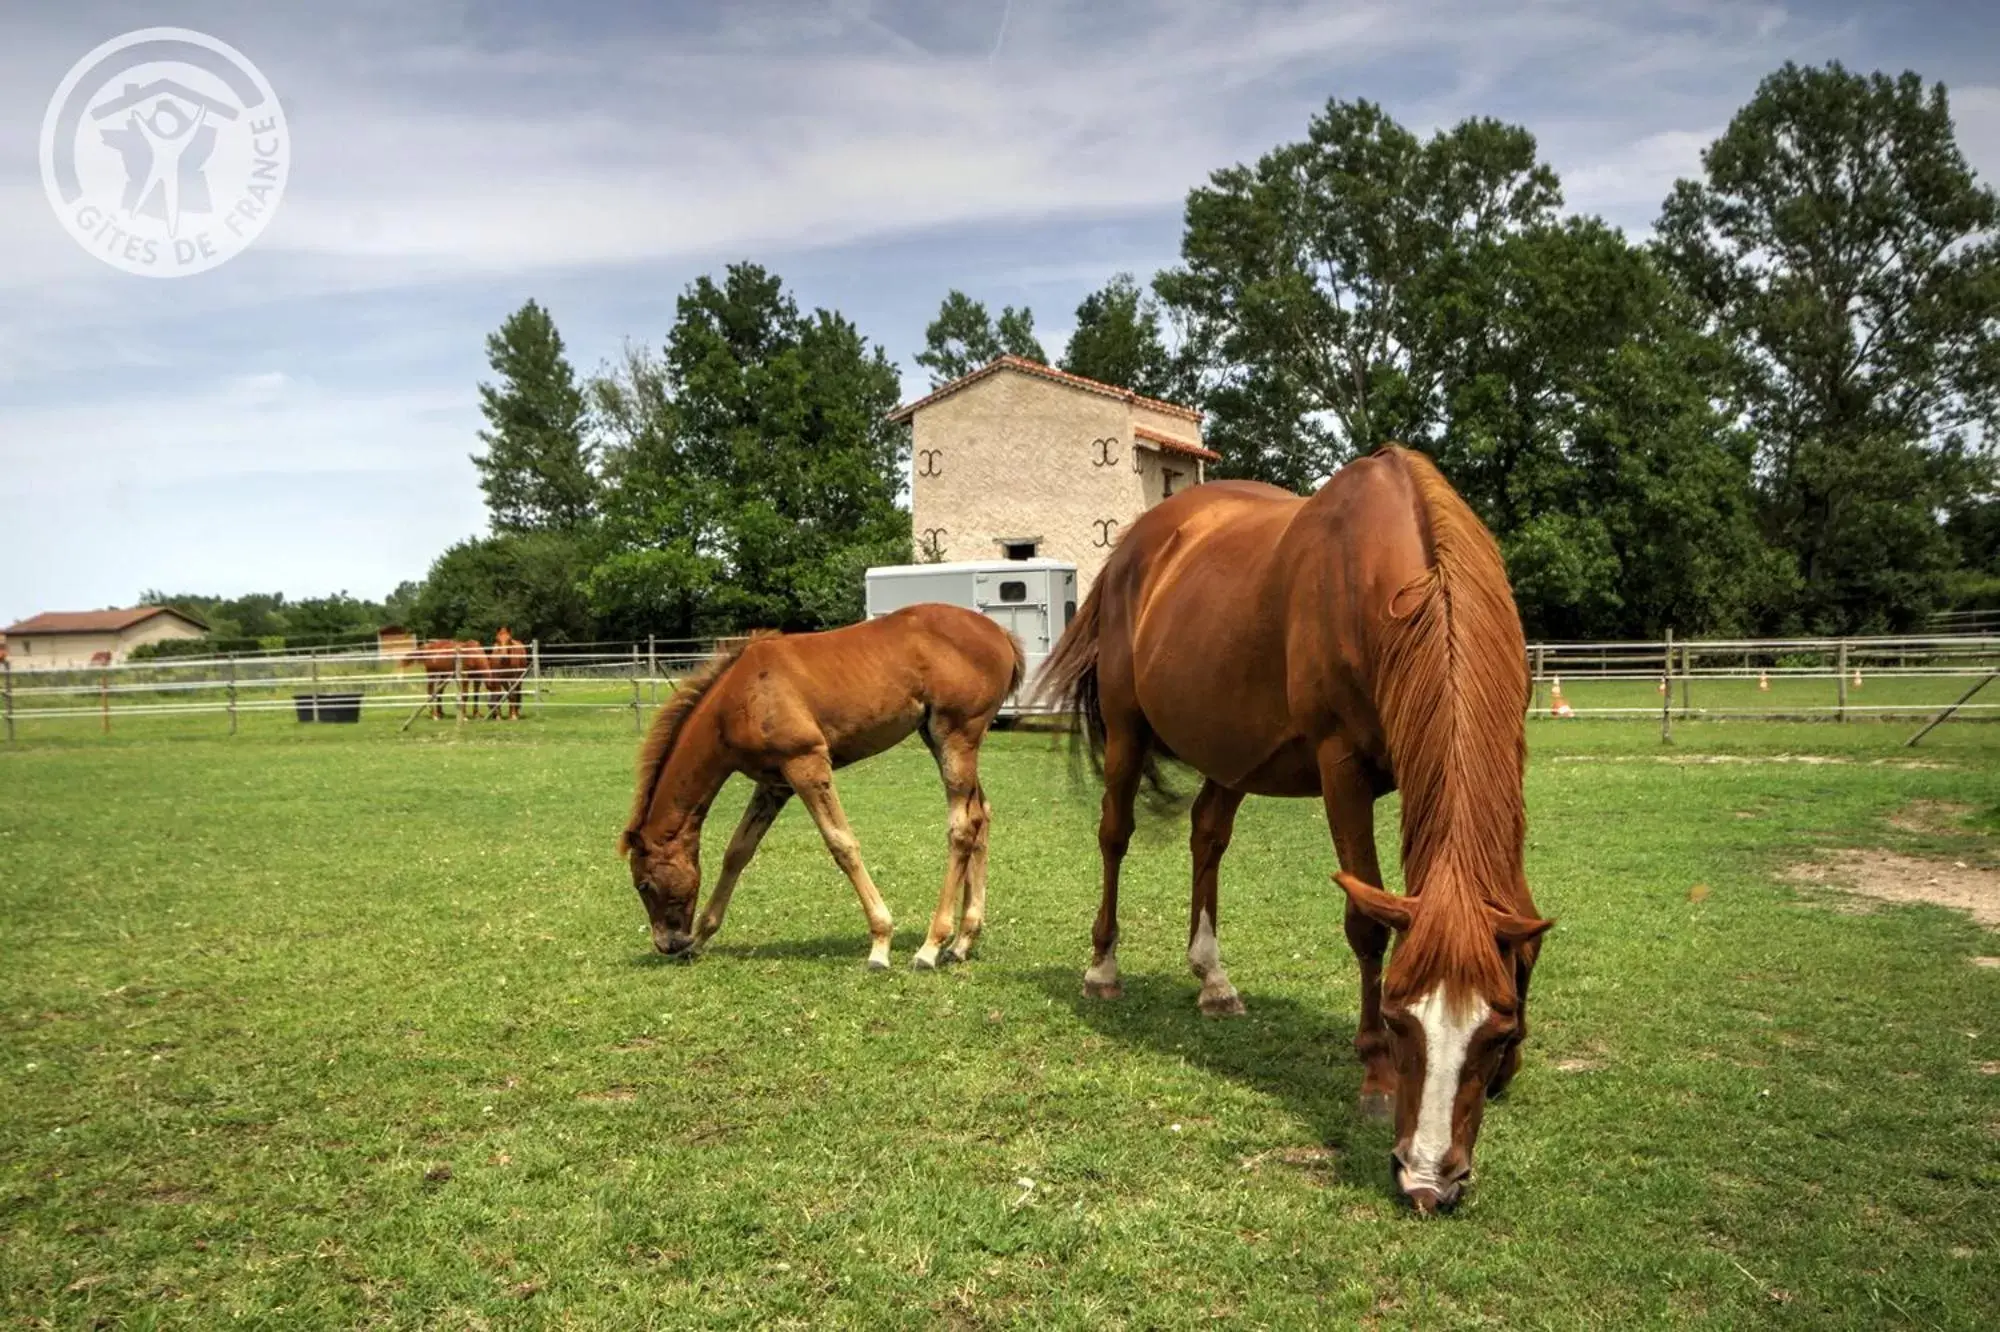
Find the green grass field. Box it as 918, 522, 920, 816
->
3, 703, 1997, 1328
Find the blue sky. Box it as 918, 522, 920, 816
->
3, 0, 1996, 624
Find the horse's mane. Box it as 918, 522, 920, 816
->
1373, 446, 1530, 1010
620, 632, 777, 853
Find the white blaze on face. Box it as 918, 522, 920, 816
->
1403, 986, 1491, 1191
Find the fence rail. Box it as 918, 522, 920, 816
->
3, 632, 1997, 742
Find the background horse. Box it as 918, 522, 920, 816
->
1036, 444, 1552, 1214
414, 639, 489, 720
623, 604, 1024, 970
486, 627, 528, 720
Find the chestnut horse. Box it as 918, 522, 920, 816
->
1036, 445, 1551, 1213
623, 604, 1025, 969
414, 639, 490, 720
486, 627, 528, 720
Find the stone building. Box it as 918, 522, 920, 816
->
888, 356, 1216, 594
1, 606, 207, 668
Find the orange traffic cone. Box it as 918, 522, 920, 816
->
1550, 676, 1574, 718
1851, 668, 1862, 689
1757, 670, 1770, 692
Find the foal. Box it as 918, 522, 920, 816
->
622, 605, 1024, 969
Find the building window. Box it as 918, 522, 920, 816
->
1002, 541, 1036, 560
997, 580, 1028, 603
1163, 468, 1184, 497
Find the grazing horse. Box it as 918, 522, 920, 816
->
1036, 445, 1551, 1214
487, 627, 529, 720
623, 605, 1025, 969
415, 639, 490, 720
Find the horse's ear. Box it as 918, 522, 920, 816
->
1334, 872, 1413, 932
1493, 911, 1554, 946
620, 827, 645, 858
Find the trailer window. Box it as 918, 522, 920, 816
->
1064, 601, 1076, 627
998, 580, 1027, 603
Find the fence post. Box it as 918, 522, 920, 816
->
630, 646, 643, 733
1679, 642, 1692, 718
453, 648, 465, 726
1661, 629, 1674, 744
648, 633, 658, 705
1836, 640, 1849, 723
1531, 644, 1546, 714
2, 655, 12, 744
310, 653, 320, 723
227, 653, 238, 736
101, 664, 111, 735
531, 640, 542, 716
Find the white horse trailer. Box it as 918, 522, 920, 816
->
863, 558, 1078, 717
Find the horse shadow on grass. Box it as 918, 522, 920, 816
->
624, 932, 878, 967
1028, 964, 1394, 1169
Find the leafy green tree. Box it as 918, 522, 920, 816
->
472, 299, 598, 533
410, 531, 598, 643
588, 263, 911, 636
1656, 62, 2000, 632
1428, 218, 1794, 637
1061, 273, 1174, 396
914, 289, 1043, 385
1157, 98, 1560, 484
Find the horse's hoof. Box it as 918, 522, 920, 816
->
1359, 1090, 1394, 1123
910, 951, 938, 971
866, 956, 890, 972
1199, 990, 1247, 1019
1082, 979, 1123, 1000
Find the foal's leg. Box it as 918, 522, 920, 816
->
1188, 778, 1247, 1018
1084, 726, 1149, 999
782, 752, 895, 969
951, 791, 993, 965
915, 724, 991, 969
692, 784, 791, 948
1321, 748, 1394, 1120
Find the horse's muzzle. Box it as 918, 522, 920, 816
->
653, 928, 696, 956
1392, 1154, 1466, 1215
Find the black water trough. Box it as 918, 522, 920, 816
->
293, 693, 363, 723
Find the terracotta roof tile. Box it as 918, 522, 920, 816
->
887, 355, 1203, 424
3, 606, 207, 635
1132, 424, 1220, 462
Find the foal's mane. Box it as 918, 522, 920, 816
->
1372, 447, 1530, 1008
620, 632, 777, 853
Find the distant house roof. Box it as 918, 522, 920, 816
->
3, 606, 208, 636
887, 355, 1203, 425
1133, 424, 1220, 463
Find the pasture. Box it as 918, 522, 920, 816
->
3, 707, 1997, 1328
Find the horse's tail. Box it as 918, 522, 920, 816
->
1006, 629, 1028, 701
1033, 578, 1106, 774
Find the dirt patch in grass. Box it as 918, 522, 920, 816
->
1784, 850, 2000, 928
1887, 800, 1974, 834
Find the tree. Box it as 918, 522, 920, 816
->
1061, 273, 1173, 397
1656, 62, 2000, 632
472, 299, 598, 533
1407, 216, 1791, 638
1157, 99, 1561, 485
913, 289, 1043, 385
410, 531, 598, 643
587, 263, 911, 637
